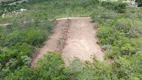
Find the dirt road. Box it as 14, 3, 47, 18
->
31, 17, 104, 67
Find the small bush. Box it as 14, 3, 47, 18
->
35, 52, 69, 80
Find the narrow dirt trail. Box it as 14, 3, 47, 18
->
31, 17, 104, 67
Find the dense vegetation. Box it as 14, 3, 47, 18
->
0, 0, 142, 80
5, 52, 69, 80
136, 0, 142, 7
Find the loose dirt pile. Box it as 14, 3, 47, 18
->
31, 17, 104, 67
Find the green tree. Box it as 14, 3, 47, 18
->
34, 52, 69, 80
4, 66, 34, 80
136, 0, 142, 7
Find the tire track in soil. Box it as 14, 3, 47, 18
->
31, 17, 104, 67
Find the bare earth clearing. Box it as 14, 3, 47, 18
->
31, 17, 104, 67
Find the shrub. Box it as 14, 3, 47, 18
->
34, 52, 69, 80
136, 0, 142, 7
4, 66, 34, 80
101, 1, 126, 13
4, 52, 69, 80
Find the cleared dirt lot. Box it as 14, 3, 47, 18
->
31, 17, 104, 67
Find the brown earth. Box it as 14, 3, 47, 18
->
31, 17, 104, 67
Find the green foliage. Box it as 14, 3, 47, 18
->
21, 27, 46, 46
0, 26, 47, 68
91, 5, 142, 58
101, 1, 126, 13
0, 7, 53, 78
0, 0, 142, 79
34, 52, 68, 80
69, 59, 116, 80
4, 52, 69, 80
4, 66, 34, 80
97, 24, 136, 56
113, 54, 142, 80
91, 3, 142, 80
68, 54, 142, 80
136, 0, 142, 7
